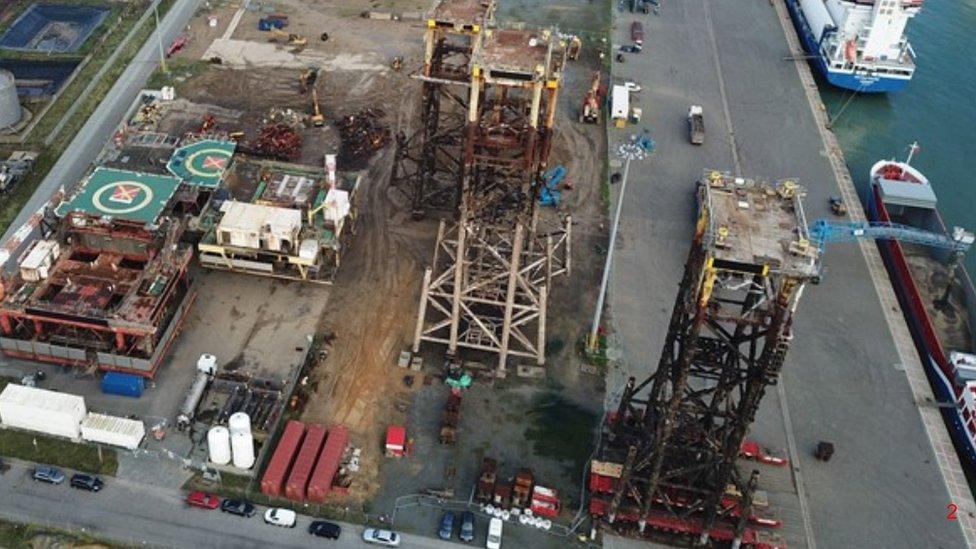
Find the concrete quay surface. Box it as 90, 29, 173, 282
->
604, 0, 972, 547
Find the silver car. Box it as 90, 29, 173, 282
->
362, 528, 401, 547
32, 466, 65, 484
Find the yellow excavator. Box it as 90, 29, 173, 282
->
268, 29, 307, 52
309, 87, 324, 127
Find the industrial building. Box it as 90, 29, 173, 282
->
0, 167, 195, 378
196, 156, 359, 284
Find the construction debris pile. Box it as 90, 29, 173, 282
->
335, 109, 390, 170
248, 123, 303, 161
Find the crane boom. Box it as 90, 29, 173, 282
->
808, 219, 975, 253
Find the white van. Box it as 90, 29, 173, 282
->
486, 517, 503, 549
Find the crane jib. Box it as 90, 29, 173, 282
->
808, 219, 974, 254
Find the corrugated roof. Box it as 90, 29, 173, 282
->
879, 178, 937, 210
218, 201, 302, 235
0, 384, 85, 414
81, 412, 145, 437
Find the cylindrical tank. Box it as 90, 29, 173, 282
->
228, 412, 251, 436
207, 426, 232, 465
0, 70, 22, 130
197, 353, 217, 374
231, 429, 255, 469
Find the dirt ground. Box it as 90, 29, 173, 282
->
171, 0, 610, 513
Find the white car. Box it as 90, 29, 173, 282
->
486, 517, 503, 549
362, 528, 401, 546
623, 81, 642, 93
263, 507, 297, 528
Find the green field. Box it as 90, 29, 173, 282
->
0, 518, 125, 548
0, 428, 119, 475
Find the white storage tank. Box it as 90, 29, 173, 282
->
228, 412, 251, 435
0, 69, 22, 131
0, 384, 86, 439
207, 426, 232, 465
231, 429, 255, 469
81, 413, 145, 450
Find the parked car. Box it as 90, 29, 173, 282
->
186, 491, 221, 509
220, 499, 255, 517
308, 520, 342, 539
264, 507, 297, 528
438, 511, 455, 540
486, 517, 503, 549
69, 473, 103, 492
459, 511, 475, 542
631, 21, 644, 45
32, 466, 65, 485
362, 528, 401, 547
619, 44, 640, 53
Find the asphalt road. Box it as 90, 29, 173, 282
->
605, 0, 967, 548
0, 460, 463, 549
0, 0, 204, 269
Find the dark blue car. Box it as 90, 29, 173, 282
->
437, 511, 455, 540
459, 511, 475, 542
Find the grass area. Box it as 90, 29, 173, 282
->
0, 0, 174, 235
0, 428, 118, 475
0, 518, 126, 548
146, 58, 211, 93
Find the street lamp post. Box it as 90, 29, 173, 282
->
588, 141, 647, 352
154, 0, 168, 74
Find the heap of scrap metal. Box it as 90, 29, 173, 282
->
248, 123, 303, 161
408, 2, 572, 373
588, 171, 821, 548
336, 109, 391, 170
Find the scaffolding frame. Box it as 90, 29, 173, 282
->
410, 21, 571, 373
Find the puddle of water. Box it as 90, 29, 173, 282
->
523, 391, 599, 474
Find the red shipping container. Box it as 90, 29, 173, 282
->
260, 420, 306, 498
307, 424, 349, 503
284, 424, 327, 501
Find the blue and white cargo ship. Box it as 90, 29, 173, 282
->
785, 0, 922, 92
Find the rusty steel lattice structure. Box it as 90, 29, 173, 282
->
391, 0, 494, 217
410, 14, 572, 371
588, 171, 822, 548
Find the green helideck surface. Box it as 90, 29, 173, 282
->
57, 167, 182, 225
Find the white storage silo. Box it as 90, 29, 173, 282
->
207, 426, 232, 465
231, 429, 255, 469
228, 411, 251, 435
0, 70, 22, 131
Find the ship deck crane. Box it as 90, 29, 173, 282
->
808, 218, 975, 307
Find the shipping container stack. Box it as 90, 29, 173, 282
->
260, 420, 306, 497
285, 424, 327, 501
307, 424, 348, 503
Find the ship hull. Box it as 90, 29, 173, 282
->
867, 185, 976, 473
785, 0, 912, 93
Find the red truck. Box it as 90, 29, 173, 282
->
630, 21, 644, 46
